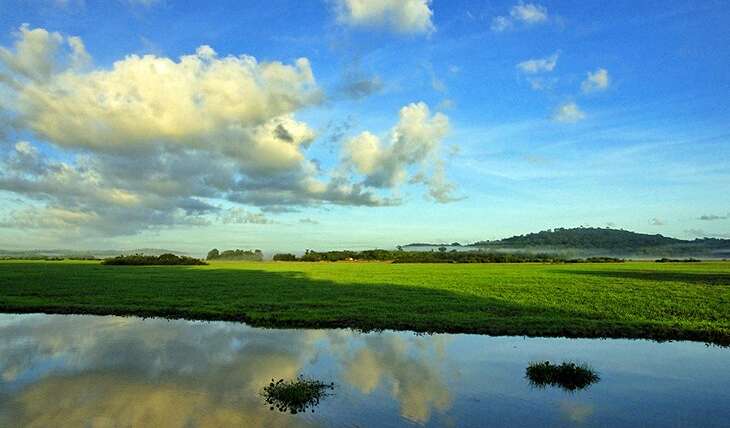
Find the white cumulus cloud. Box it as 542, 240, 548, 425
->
334, 0, 435, 34
517, 52, 559, 74
581, 68, 610, 93
553, 102, 586, 123
1, 25, 437, 237
510, 2, 548, 23
492, 2, 549, 32
343, 102, 459, 203
490, 16, 513, 32
0, 24, 63, 82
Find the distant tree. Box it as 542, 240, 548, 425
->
207, 248, 263, 261
273, 253, 297, 261
438, 246, 447, 253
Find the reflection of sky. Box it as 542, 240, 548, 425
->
0, 314, 729, 427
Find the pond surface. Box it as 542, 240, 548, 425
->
0, 314, 728, 427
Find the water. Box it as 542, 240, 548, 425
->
0, 314, 727, 427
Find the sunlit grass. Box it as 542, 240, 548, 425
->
0, 260, 728, 343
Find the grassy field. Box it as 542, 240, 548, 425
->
0, 260, 729, 344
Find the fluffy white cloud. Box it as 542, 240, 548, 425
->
490, 16, 513, 32
125, 0, 161, 6
334, 0, 434, 34
491, 2, 549, 32
553, 102, 586, 123
0, 141, 215, 235
581, 68, 610, 93
12, 46, 320, 153
0, 25, 426, 237
527, 76, 557, 91
517, 52, 559, 74
66, 36, 91, 69
510, 2, 548, 23
0, 24, 63, 81
343, 102, 458, 203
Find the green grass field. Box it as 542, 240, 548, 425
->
1, 260, 729, 344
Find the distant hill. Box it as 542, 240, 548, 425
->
472, 227, 683, 249
405, 227, 730, 258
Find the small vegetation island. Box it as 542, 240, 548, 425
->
261, 376, 335, 414
526, 361, 600, 391
0, 227, 729, 345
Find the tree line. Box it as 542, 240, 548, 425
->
102, 253, 207, 265
272, 249, 624, 264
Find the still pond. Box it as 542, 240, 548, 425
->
0, 313, 728, 427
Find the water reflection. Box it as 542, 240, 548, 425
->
0, 314, 728, 427
340, 334, 452, 423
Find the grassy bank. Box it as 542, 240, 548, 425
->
0, 260, 728, 344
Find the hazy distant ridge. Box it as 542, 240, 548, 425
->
0, 248, 187, 258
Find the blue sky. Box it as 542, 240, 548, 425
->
0, 0, 728, 253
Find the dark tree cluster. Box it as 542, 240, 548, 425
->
0, 256, 66, 261
206, 248, 263, 261
0, 255, 99, 261
298, 249, 396, 262
656, 258, 702, 263
102, 253, 206, 265
565, 257, 624, 263
392, 251, 569, 264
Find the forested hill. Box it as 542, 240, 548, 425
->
473, 227, 685, 249
406, 227, 730, 258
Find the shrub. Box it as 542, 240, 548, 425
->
273, 253, 297, 261
565, 257, 625, 263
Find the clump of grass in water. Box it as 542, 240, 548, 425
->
261, 375, 335, 414
526, 361, 600, 391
